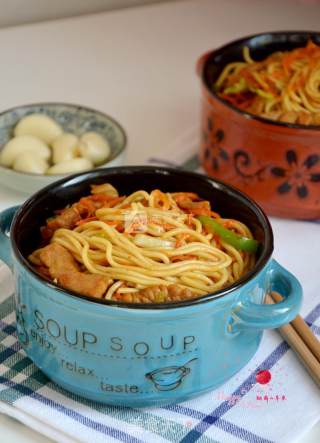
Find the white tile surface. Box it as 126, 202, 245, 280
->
0, 0, 319, 441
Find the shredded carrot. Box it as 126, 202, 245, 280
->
175, 234, 190, 248
77, 197, 96, 214
104, 220, 120, 227
187, 214, 193, 227
172, 192, 199, 200
270, 70, 285, 80
186, 207, 211, 216
90, 194, 115, 202
105, 196, 126, 208
150, 218, 175, 230
212, 234, 221, 246
162, 223, 176, 230
210, 210, 220, 218
223, 220, 234, 229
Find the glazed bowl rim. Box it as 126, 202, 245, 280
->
0, 101, 127, 177
200, 30, 320, 131
11, 166, 274, 310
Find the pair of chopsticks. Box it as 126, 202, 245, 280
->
266, 292, 320, 387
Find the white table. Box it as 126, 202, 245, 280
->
0, 0, 319, 441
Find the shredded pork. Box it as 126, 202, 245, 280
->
38, 243, 110, 298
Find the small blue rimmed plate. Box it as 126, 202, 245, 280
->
0, 102, 127, 195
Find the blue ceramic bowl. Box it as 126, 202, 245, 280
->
0, 102, 127, 194
0, 167, 302, 407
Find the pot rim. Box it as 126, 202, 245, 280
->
199, 30, 320, 131
11, 166, 274, 310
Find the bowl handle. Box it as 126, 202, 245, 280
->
0, 206, 20, 269
232, 260, 302, 330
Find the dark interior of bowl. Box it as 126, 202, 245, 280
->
12, 166, 273, 307
204, 31, 320, 127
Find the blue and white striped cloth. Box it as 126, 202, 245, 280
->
1, 128, 320, 443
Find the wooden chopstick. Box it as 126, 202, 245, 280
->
270, 291, 320, 362
265, 292, 320, 388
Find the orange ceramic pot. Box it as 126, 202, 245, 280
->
197, 31, 320, 219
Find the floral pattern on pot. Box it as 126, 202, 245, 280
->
202, 118, 228, 171
233, 150, 269, 183
232, 148, 320, 200
201, 122, 320, 218
270, 150, 320, 199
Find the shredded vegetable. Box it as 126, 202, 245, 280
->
215, 39, 320, 125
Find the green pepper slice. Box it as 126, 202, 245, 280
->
197, 215, 259, 253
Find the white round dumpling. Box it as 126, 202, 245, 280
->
79, 132, 111, 165
0, 135, 51, 167
46, 158, 93, 175
14, 113, 63, 144
13, 151, 48, 174
52, 133, 78, 164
